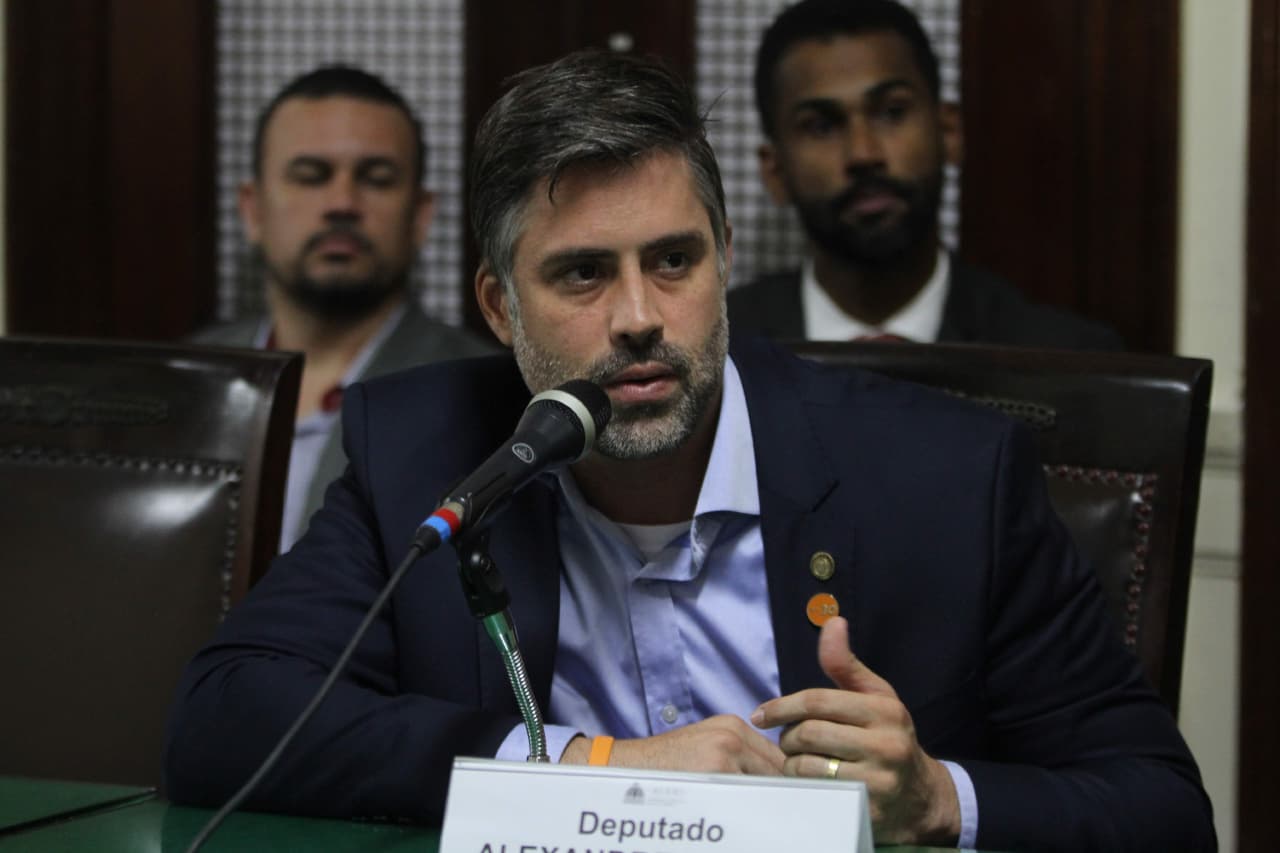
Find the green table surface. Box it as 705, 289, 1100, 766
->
0, 776, 154, 835
2, 799, 436, 852
0, 778, 972, 852
3, 802, 971, 853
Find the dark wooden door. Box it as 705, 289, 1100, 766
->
4, 1, 216, 341
959, 0, 1180, 353
1241, 1, 1280, 849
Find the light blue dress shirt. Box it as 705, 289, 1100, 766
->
495, 357, 977, 846
254, 304, 406, 552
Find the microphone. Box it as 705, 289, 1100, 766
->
413, 379, 611, 552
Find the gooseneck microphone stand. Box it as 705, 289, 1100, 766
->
454, 530, 550, 762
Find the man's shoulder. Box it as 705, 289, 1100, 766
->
946, 261, 1126, 350
357, 303, 501, 382
361, 346, 516, 388
384, 304, 500, 358
731, 333, 1016, 437
344, 352, 528, 471
356, 350, 523, 415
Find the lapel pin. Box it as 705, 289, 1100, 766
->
809, 551, 835, 581
806, 592, 839, 627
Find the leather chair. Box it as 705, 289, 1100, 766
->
786, 341, 1212, 715
0, 336, 301, 784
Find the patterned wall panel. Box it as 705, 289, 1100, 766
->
696, 0, 961, 289
215, 1, 465, 324
215, 2, 960, 319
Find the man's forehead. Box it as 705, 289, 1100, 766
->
774, 31, 930, 105
260, 95, 416, 162
513, 153, 711, 258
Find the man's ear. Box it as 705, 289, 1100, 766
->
757, 141, 792, 206
939, 102, 964, 166
475, 262, 514, 346
237, 180, 263, 244
411, 188, 438, 248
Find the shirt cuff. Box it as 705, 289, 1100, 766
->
940, 760, 979, 849
494, 723, 583, 763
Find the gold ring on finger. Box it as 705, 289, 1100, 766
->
824, 756, 841, 779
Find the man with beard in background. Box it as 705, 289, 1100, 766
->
729, 0, 1123, 348
195, 66, 494, 551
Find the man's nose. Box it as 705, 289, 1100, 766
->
609, 264, 663, 349
843, 115, 886, 171
322, 173, 362, 220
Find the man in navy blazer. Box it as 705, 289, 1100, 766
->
165, 50, 1213, 851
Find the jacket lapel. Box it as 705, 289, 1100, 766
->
732, 337, 863, 695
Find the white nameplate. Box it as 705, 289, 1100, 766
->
439, 756, 873, 853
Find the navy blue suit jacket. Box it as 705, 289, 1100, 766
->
164, 336, 1212, 852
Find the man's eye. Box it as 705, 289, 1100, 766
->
796, 114, 838, 137
360, 166, 398, 188
657, 251, 689, 272
873, 99, 912, 124
289, 166, 329, 185
562, 263, 601, 285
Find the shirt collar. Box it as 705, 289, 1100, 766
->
258, 301, 409, 425
693, 355, 759, 517
800, 247, 950, 342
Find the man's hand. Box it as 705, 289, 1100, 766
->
562, 715, 785, 775
751, 617, 961, 846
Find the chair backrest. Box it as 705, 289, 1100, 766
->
785, 341, 1212, 715
0, 336, 301, 785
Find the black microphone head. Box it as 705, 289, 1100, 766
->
521, 380, 612, 464
552, 379, 611, 433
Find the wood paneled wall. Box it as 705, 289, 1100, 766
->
960, 1, 1179, 353
4, 1, 215, 340
1241, 0, 1280, 848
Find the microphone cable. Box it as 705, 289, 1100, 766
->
184, 538, 431, 852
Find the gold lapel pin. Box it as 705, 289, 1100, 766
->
809, 551, 835, 581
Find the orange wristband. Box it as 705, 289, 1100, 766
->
587, 735, 614, 766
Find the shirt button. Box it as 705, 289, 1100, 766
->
660, 704, 679, 724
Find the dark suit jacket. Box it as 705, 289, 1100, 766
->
728, 260, 1126, 350
192, 301, 497, 524
164, 336, 1212, 852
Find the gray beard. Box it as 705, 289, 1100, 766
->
509, 306, 729, 460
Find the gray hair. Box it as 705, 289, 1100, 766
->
469, 50, 729, 303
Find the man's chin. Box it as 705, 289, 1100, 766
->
594, 402, 694, 460
815, 228, 920, 268
285, 280, 403, 321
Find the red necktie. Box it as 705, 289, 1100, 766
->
854, 332, 911, 343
